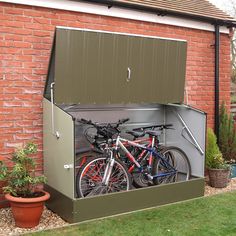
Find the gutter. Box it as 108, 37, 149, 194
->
214, 25, 220, 142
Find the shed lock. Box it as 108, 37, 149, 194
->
127, 67, 131, 82
64, 164, 73, 169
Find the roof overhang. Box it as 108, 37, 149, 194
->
0, 0, 234, 31
83, 0, 236, 27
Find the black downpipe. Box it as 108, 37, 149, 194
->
214, 24, 220, 142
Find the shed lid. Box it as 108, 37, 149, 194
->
44, 27, 187, 105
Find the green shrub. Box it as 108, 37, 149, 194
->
0, 143, 47, 197
206, 128, 228, 169
219, 102, 236, 162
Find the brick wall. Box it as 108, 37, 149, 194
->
0, 3, 231, 206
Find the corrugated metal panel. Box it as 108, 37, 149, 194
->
54, 28, 187, 105
104, 0, 234, 21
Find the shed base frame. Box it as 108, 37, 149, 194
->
45, 177, 204, 223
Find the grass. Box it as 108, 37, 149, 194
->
27, 191, 236, 236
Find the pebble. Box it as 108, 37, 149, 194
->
0, 207, 68, 236
204, 177, 236, 196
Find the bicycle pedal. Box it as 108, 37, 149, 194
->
145, 174, 153, 180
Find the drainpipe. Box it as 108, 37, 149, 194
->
214, 24, 220, 142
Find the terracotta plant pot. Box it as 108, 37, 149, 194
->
5, 191, 50, 228
208, 168, 230, 188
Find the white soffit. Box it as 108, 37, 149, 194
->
0, 0, 230, 34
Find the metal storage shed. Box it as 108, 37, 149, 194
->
43, 27, 206, 223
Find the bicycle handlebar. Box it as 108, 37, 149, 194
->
133, 124, 173, 132
80, 118, 98, 127
78, 118, 130, 140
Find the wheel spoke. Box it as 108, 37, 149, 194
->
77, 157, 130, 197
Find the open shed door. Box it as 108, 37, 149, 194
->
45, 27, 187, 105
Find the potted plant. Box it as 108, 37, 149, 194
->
206, 128, 230, 188
219, 102, 236, 178
0, 143, 50, 228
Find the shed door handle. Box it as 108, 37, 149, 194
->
127, 67, 131, 82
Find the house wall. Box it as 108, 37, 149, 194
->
0, 2, 231, 206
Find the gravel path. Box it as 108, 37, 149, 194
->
0, 207, 68, 236
1, 178, 236, 235
204, 177, 236, 196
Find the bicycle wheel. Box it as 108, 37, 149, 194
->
152, 146, 191, 185
76, 155, 132, 198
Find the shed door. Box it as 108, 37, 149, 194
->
52, 27, 187, 105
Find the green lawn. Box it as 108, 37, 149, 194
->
28, 191, 236, 236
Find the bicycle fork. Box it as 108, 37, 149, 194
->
102, 149, 115, 186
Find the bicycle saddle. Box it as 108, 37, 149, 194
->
145, 130, 162, 137
126, 130, 145, 138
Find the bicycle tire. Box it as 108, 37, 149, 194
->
76, 155, 132, 198
152, 146, 191, 185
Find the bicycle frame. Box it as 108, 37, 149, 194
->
106, 135, 177, 182
101, 134, 177, 186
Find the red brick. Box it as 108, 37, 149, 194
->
33, 18, 50, 25
33, 30, 52, 37
23, 49, 39, 55
15, 121, 33, 127
33, 43, 51, 50
15, 133, 34, 140
1, 128, 22, 134
0, 134, 13, 142
24, 127, 42, 134
23, 88, 41, 94
14, 15, 32, 22
5, 7, 23, 15
23, 75, 40, 81
24, 10, 44, 17
25, 22, 45, 30
4, 87, 22, 94
15, 55, 33, 61
5, 20, 24, 28
4, 34, 23, 41
51, 19, 67, 26
43, 12, 59, 19
14, 28, 33, 35
59, 14, 77, 21
3, 101, 22, 107
5, 142, 23, 148
2, 47, 22, 55
12, 41, 32, 48
4, 61, 22, 67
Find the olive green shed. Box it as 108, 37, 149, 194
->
43, 27, 206, 224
